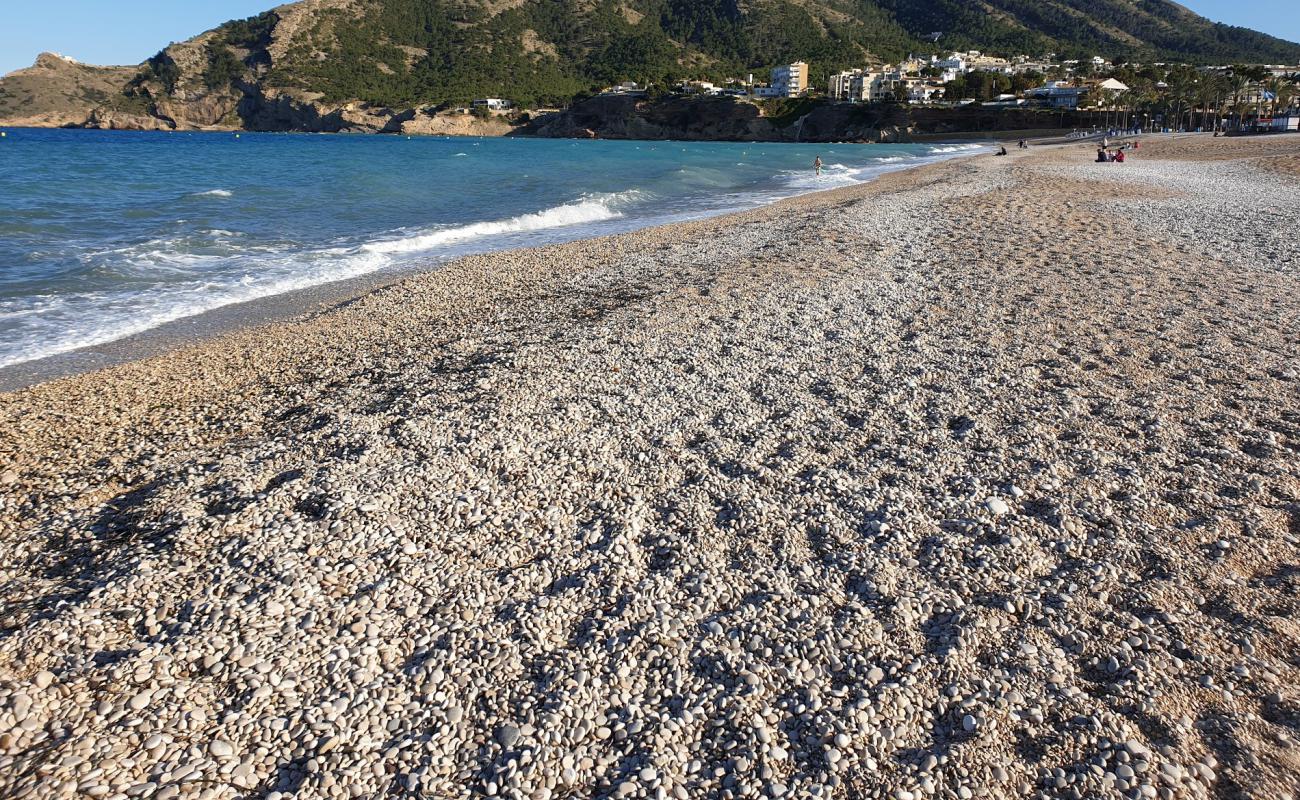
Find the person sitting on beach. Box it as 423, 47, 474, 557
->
1115, 149, 1126, 163
814, 156, 823, 177
996, 146, 1008, 156
1096, 147, 1108, 163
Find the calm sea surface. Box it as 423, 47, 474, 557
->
0, 128, 983, 366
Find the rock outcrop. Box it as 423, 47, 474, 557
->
397, 111, 517, 137
519, 96, 913, 143
82, 109, 176, 131
0, 53, 137, 128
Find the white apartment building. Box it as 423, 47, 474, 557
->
908, 83, 945, 103
969, 54, 1013, 73
828, 69, 881, 102
770, 62, 810, 97
935, 55, 968, 73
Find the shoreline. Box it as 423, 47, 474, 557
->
3, 133, 1298, 799
0, 138, 989, 393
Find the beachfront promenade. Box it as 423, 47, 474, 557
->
1, 135, 1298, 799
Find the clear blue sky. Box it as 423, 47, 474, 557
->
2, 0, 1298, 76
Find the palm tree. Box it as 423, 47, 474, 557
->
1166, 73, 1197, 132
1275, 82, 1297, 119
1137, 89, 1159, 132
1207, 74, 1231, 132
1196, 76, 1222, 132
1226, 73, 1252, 131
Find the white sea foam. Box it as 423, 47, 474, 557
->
780, 162, 875, 191
192, 189, 234, 198
361, 194, 634, 255
926, 144, 986, 154
0, 248, 392, 367
0, 192, 649, 367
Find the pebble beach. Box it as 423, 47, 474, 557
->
1, 134, 1298, 799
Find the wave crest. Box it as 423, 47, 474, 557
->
362, 193, 637, 255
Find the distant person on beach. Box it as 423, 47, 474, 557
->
814, 156, 823, 177
996, 146, 1008, 156
1096, 147, 1108, 163
1115, 149, 1125, 163
1018, 140, 1027, 149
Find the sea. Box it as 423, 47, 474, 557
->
0, 128, 984, 368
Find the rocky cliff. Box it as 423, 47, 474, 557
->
518, 96, 989, 143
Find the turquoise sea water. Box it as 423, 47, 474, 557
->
0, 129, 983, 367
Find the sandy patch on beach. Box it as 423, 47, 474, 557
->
1133, 132, 1300, 162
1261, 152, 1300, 177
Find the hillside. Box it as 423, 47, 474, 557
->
876, 0, 1300, 65
0, 54, 139, 128
2, 0, 1298, 132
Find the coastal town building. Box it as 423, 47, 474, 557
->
600, 81, 646, 96
1024, 80, 1087, 109
829, 63, 950, 104
909, 83, 946, 103
769, 62, 809, 98
935, 55, 967, 73
898, 57, 929, 75
968, 53, 1013, 73
1010, 59, 1056, 75
679, 80, 721, 95
828, 69, 882, 102
471, 98, 512, 110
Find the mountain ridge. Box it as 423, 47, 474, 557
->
2, 0, 1298, 132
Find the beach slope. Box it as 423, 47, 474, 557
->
1, 135, 1299, 799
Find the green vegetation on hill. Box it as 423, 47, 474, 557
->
248, 0, 914, 108
218, 11, 277, 51
203, 44, 243, 90
233, 0, 1298, 109
876, 0, 1300, 64
272, 0, 590, 107
140, 52, 181, 94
